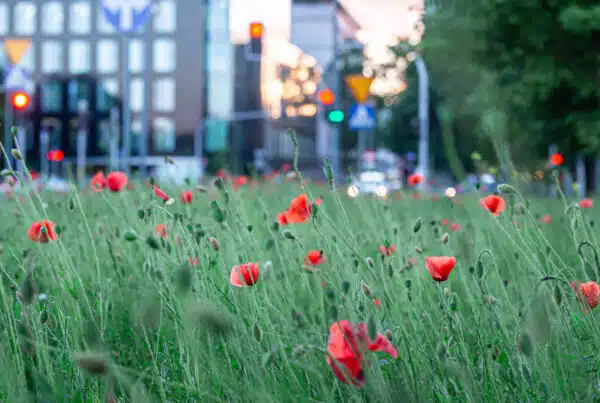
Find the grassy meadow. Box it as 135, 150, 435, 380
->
1, 164, 600, 402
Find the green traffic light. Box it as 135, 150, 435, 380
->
328, 110, 344, 123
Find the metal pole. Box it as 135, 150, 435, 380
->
357, 130, 366, 171
40, 124, 50, 178
414, 55, 430, 189
4, 90, 14, 169
16, 115, 25, 177
194, 120, 204, 180
576, 154, 586, 198
122, 34, 131, 175
330, 0, 340, 182
549, 144, 558, 197
76, 100, 89, 189
140, 19, 150, 179
109, 106, 120, 171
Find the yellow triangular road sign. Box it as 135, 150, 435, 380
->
345, 75, 374, 104
4, 38, 31, 65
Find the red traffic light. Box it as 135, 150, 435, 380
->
318, 89, 335, 106
47, 150, 64, 162
249, 22, 264, 39
12, 91, 30, 110
550, 153, 564, 166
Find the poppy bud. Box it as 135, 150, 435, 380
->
123, 229, 138, 241
436, 342, 448, 360
476, 260, 484, 278
384, 329, 393, 341
327, 305, 338, 321
514, 203, 525, 215
441, 233, 449, 244
146, 235, 160, 250
323, 159, 334, 189
361, 282, 372, 298
415, 247, 423, 254
387, 262, 394, 278
39, 310, 49, 324
262, 261, 273, 279
213, 177, 224, 190
443, 288, 451, 298
341, 280, 351, 294
365, 257, 375, 268
11, 148, 22, 160
413, 217, 422, 233
264, 238, 275, 250
165, 198, 176, 206
0, 169, 15, 177
73, 352, 111, 376
196, 185, 207, 193
253, 323, 263, 343
283, 229, 296, 240
498, 184, 517, 194
209, 236, 219, 251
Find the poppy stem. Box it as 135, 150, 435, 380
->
577, 241, 600, 280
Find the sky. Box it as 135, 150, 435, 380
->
230, 0, 423, 46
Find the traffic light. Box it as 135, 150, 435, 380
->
327, 109, 345, 123
246, 22, 263, 61
318, 89, 335, 106
12, 91, 30, 111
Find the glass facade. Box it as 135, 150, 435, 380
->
205, 0, 233, 152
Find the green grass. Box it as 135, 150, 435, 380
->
1, 169, 600, 402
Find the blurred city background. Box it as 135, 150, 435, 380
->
0, 0, 598, 196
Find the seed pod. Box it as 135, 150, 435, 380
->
209, 236, 219, 251
441, 233, 449, 244
264, 238, 275, 250
365, 257, 375, 268
415, 246, 423, 254
413, 217, 422, 233
11, 149, 22, 160
476, 260, 484, 278
384, 329, 393, 341
498, 184, 517, 194
341, 280, 351, 294
253, 323, 263, 343
361, 282, 372, 298
283, 229, 296, 240
145, 235, 160, 250
137, 209, 145, 220
123, 229, 138, 241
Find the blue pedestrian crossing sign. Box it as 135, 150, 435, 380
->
348, 104, 376, 131
4, 65, 33, 92
102, 0, 153, 33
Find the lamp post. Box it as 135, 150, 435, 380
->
76, 99, 89, 189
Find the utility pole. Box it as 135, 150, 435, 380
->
414, 55, 430, 189
330, 0, 341, 182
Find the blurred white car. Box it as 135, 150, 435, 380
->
347, 170, 402, 198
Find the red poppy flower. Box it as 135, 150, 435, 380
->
305, 250, 325, 266
411, 192, 421, 200
326, 320, 398, 388
90, 171, 106, 192
216, 168, 227, 178
408, 173, 424, 186
580, 199, 593, 209
281, 163, 292, 173
542, 215, 552, 224
425, 256, 457, 282
280, 194, 322, 224
234, 176, 248, 186
378, 244, 396, 256
480, 195, 506, 216
550, 153, 563, 166
27, 220, 58, 243
373, 298, 381, 307
156, 224, 167, 239
441, 218, 449, 226
277, 212, 289, 225
431, 194, 439, 201
450, 223, 461, 232
30, 171, 40, 181
188, 257, 200, 265
181, 191, 193, 204
106, 172, 128, 192
230, 263, 259, 287
153, 185, 169, 202
571, 281, 599, 311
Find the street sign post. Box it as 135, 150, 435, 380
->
345, 75, 375, 170
102, 0, 153, 176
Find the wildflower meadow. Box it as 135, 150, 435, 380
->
2, 154, 600, 402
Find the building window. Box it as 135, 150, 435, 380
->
0, 4, 8, 35
97, 119, 111, 153
0, 43, 7, 69
153, 117, 175, 152
97, 40, 118, 73
131, 119, 142, 155
43, 119, 63, 149
97, 78, 119, 112
69, 41, 91, 73
41, 2, 64, 34
153, 1, 176, 33
131, 78, 145, 113
153, 39, 175, 73
153, 78, 175, 112
14, 2, 36, 35
41, 41, 63, 74
129, 39, 145, 73
41, 81, 63, 113
97, 6, 116, 33
70, 2, 91, 34
68, 79, 90, 113
20, 44, 35, 71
